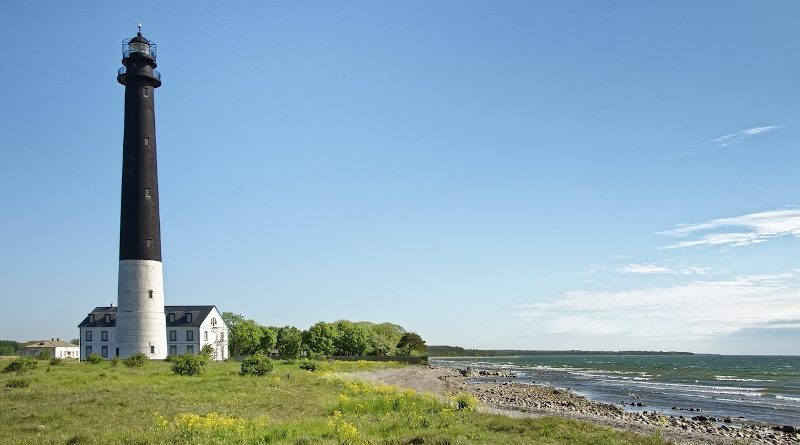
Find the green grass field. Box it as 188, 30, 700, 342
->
0, 358, 671, 445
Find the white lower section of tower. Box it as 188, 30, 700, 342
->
116, 259, 167, 359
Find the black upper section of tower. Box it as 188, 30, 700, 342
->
118, 31, 162, 262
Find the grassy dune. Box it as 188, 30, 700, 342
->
0, 358, 670, 445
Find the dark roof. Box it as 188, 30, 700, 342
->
77, 306, 117, 328
130, 32, 150, 44
78, 305, 218, 328
164, 306, 216, 327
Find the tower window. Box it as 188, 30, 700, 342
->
150, 346, 155, 354
143, 88, 149, 97
144, 137, 150, 147
148, 290, 154, 299
146, 238, 153, 248
145, 188, 151, 198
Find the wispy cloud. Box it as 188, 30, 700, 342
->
615, 263, 709, 275
709, 125, 781, 147
511, 271, 800, 341
659, 209, 800, 249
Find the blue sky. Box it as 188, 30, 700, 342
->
2, 1, 799, 354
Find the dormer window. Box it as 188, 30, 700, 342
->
167, 313, 175, 323
186, 313, 192, 323
89, 314, 95, 323
105, 314, 111, 323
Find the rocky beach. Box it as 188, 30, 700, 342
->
349, 365, 799, 445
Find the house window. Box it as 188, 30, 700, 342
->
169, 345, 177, 355
220, 332, 224, 341
101, 345, 108, 358
146, 238, 153, 248
150, 346, 155, 354
105, 314, 111, 323
148, 290, 154, 299
167, 313, 175, 323
186, 313, 192, 323
89, 314, 95, 323
211, 317, 217, 326
204, 331, 208, 341
186, 330, 194, 341
186, 345, 194, 354
85, 346, 92, 357
85, 331, 92, 341
169, 330, 177, 341
101, 331, 108, 342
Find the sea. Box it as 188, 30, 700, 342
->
430, 355, 800, 426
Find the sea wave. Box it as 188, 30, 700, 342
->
775, 395, 800, 402
715, 375, 775, 382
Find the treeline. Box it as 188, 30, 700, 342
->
427, 345, 694, 357
222, 313, 426, 359
0, 340, 22, 356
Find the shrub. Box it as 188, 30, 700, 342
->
4, 356, 38, 374
110, 356, 121, 367
123, 353, 147, 368
201, 344, 214, 359
36, 350, 51, 360
49, 357, 64, 366
86, 354, 104, 364
5, 378, 30, 388
299, 360, 318, 371
171, 353, 208, 376
240, 353, 274, 376
451, 391, 478, 411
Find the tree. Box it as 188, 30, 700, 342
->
229, 319, 262, 357
302, 321, 338, 356
334, 321, 371, 356
259, 326, 278, 353
368, 322, 406, 356
69, 339, 80, 346
275, 326, 302, 358
0, 340, 21, 356
396, 332, 427, 356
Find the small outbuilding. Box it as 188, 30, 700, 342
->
21, 339, 79, 359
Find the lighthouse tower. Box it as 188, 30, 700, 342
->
115, 28, 167, 359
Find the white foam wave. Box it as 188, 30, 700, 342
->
775, 395, 800, 402
715, 375, 775, 382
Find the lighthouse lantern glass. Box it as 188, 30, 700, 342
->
129, 41, 150, 57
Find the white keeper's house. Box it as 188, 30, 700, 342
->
21, 339, 80, 359
78, 305, 229, 361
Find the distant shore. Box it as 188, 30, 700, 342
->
426, 346, 695, 357
347, 365, 799, 445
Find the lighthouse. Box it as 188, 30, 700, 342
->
115, 27, 167, 359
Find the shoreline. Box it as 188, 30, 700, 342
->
346, 365, 799, 445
